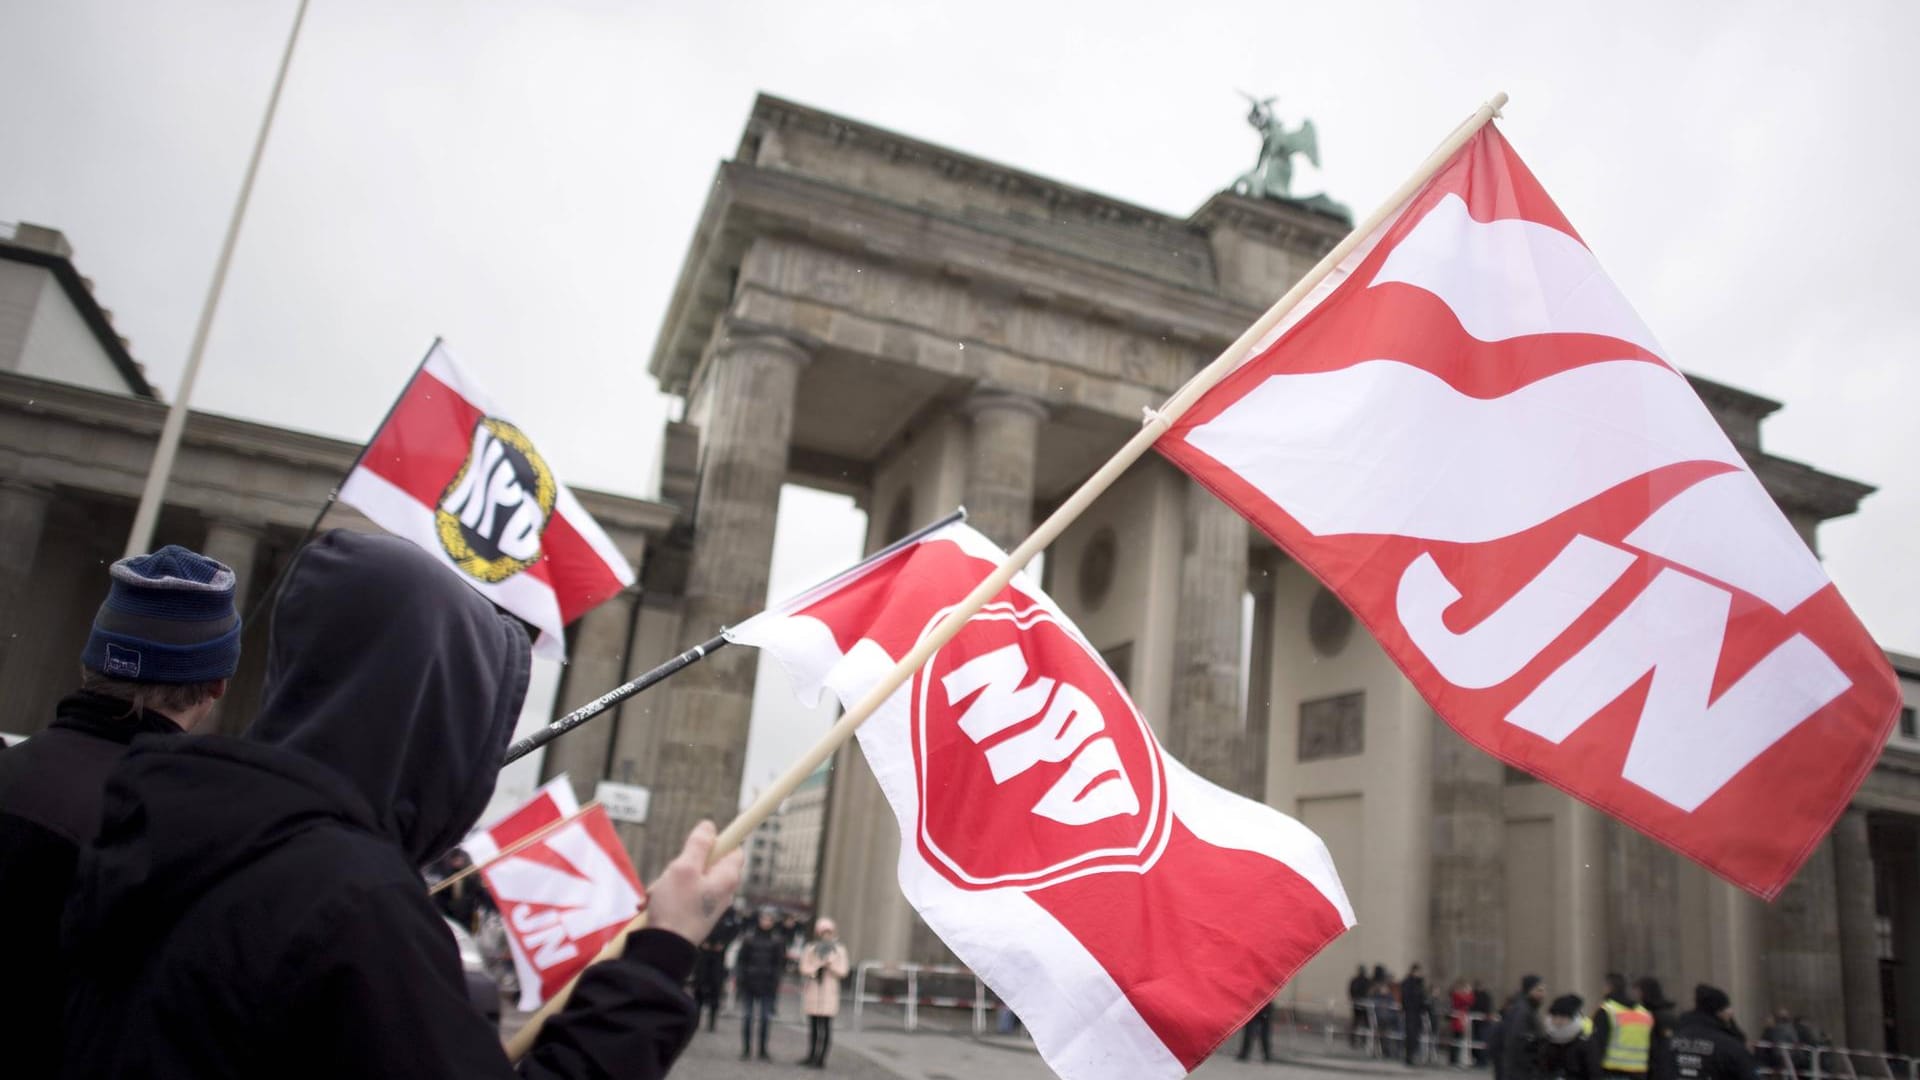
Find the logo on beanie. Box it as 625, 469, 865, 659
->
103, 643, 143, 679
436, 417, 557, 583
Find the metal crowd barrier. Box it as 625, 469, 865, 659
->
1756, 1041, 1919, 1080
850, 960, 992, 1034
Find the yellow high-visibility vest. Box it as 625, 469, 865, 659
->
1600, 1000, 1654, 1074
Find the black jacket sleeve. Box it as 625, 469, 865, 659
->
286, 881, 695, 1080
1589, 1009, 1613, 1077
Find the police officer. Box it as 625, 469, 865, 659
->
1590, 973, 1655, 1080
1664, 985, 1760, 1080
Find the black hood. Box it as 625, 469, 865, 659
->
247, 529, 532, 865
64, 531, 531, 961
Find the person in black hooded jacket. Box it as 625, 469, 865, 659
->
60, 530, 744, 1079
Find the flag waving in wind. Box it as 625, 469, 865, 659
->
1156, 123, 1899, 898
727, 521, 1352, 1080
339, 342, 634, 659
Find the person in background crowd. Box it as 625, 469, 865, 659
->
1451, 978, 1477, 1065
1372, 971, 1402, 1060
1635, 977, 1679, 1080
1500, 975, 1548, 1080
1351, 965, 1375, 1049
1236, 993, 1275, 1063
1590, 973, 1655, 1080
1761, 1008, 1811, 1076
798, 918, 851, 1069
430, 848, 487, 932
735, 909, 787, 1061
57, 531, 744, 1078
779, 912, 804, 969
1665, 985, 1760, 1080
1539, 994, 1592, 1080
1474, 981, 1497, 1066
693, 906, 743, 1033
0, 544, 239, 1080
1402, 962, 1431, 1065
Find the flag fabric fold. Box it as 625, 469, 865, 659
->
339, 341, 634, 659
1156, 123, 1899, 899
727, 522, 1352, 1080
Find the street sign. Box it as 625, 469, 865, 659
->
595, 781, 651, 824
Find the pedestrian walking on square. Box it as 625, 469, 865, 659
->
1236, 994, 1275, 1063
1351, 965, 1375, 1049
735, 908, 787, 1061
798, 918, 850, 1069
1403, 962, 1431, 1065
1500, 976, 1547, 1080
693, 907, 741, 1033
1590, 973, 1655, 1080
0, 544, 239, 1079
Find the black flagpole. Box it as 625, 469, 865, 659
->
501, 506, 968, 768
240, 337, 442, 630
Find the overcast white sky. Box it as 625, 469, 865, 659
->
5, 0, 1917, 806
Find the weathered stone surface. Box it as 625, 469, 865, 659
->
1764, 837, 1846, 1040
960, 391, 1044, 549
1428, 722, 1506, 991
1166, 478, 1249, 794
640, 333, 806, 879
0, 479, 51, 682
542, 587, 641, 806
1834, 808, 1884, 1049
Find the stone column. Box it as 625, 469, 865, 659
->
198, 519, 265, 735
1604, 819, 1684, 981
1428, 721, 1506, 991
542, 588, 641, 805
1166, 477, 1250, 794
961, 391, 1046, 548
1763, 837, 1846, 1041
1243, 562, 1277, 801
644, 334, 806, 879
1833, 808, 1885, 1050
0, 480, 52, 681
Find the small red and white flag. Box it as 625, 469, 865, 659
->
467, 782, 646, 1009
338, 341, 635, 659
1157, 123, 1900, 898
727, 522, 1352, 1080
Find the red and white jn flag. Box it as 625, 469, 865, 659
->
338, 341, 635, 659
467, 782, 646, 1010
727, 522, 1352, 1080
1157, 124, 1900, 898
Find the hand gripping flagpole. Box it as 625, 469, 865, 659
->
504, 92, 1508, 1061
499, 506, 969, 768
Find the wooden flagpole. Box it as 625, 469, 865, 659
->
503, 91, 1508, 1061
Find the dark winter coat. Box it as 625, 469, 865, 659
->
1402, 975, 1430, 1035
1501, 997, 1547, 1080
1644, 998, 1680, 1080
59, 530, 699, 1079
1666, 1011, 1760, 1080
0, 693, 179, 1079
735, 927, 789, 997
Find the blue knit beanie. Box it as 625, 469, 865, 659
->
81, 545, 241, 684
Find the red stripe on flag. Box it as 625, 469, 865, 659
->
1028, 821, 1348, 1069
359, 369, 485, 506
541, 512, 626, 625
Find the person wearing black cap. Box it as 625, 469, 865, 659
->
1500, 975, 1548, 1080
57, 531, 743, 1078
0, 544, 239, 1078
1665, 985, 1760, 1080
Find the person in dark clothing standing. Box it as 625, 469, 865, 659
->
1236, 997, 1275, 1063
1664, 986, 1759, 1080
1636, 977, 1679, 1080
1539, 995, 1591, 1080
1474, 981, 1497, 1066
1351, 965, 1374, 1049
694, 907, 744, 1033
1402, 963, 1431, 1065
58, 531, 743, 1079
1501, 976, 1548, 1080
0, 544, 239, 1080
735, 909, 788, 1060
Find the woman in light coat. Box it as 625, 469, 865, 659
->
798, 917, 851, 1069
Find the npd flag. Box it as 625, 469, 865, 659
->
727, 522, 1352, 1080
1156, 123, 1899, 898
339, 342, 634, 659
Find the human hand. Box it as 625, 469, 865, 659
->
645, 820, 744, 945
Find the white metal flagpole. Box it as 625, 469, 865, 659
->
124, 0, 312, 557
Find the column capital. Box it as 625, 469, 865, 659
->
711, 331, 811, 369
961, 389, 1049, 423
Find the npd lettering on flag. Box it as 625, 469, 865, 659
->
338, 342, 634, 659
1156, 123, 1899, 898
727, 522, 1353, 1080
